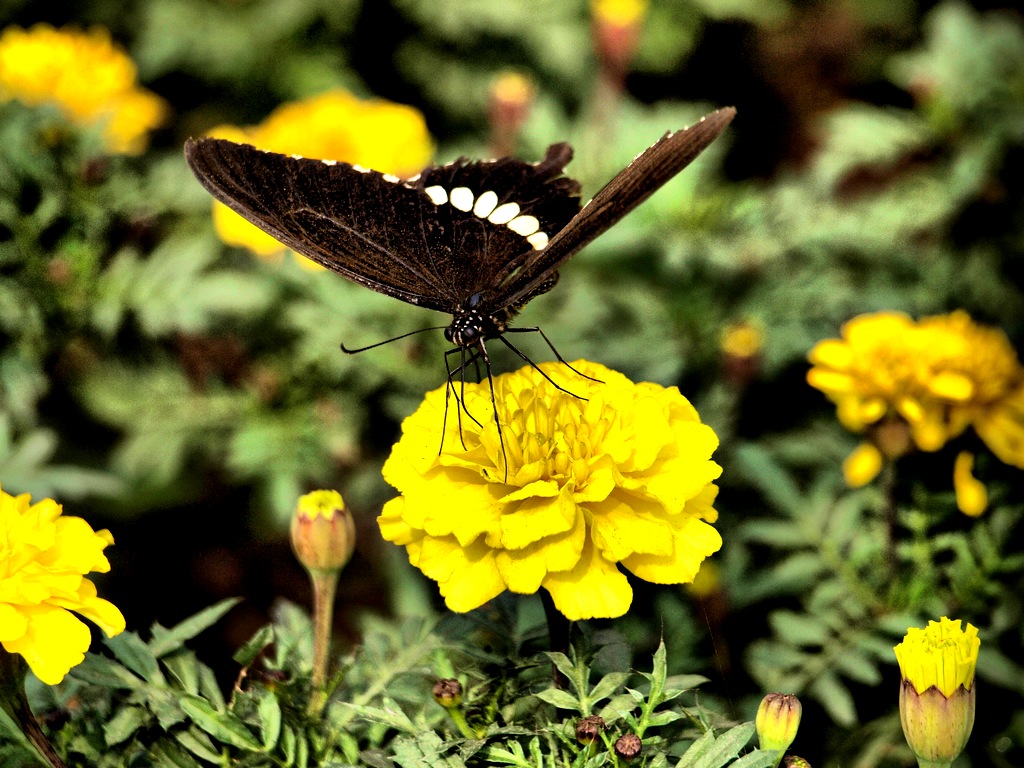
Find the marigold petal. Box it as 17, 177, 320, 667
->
424, 538, 505, 613
974, 403, 1024, 468
2, 604, 91, 685
0, 603, 29, 642
806, 369, 855, 394
953, 452, 987, 517
496, 489, 578, 550
807, 339, 853, 370
843, 442, 884, 487
622, 516, 722, 583
589, 494, 674, 561
542, 538, 633, 620
496, 510, 586, 593
377, 498, 420, 546
928, 372, 974, 402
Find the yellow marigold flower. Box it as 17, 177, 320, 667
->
808, 310, 1024, 509
591, 0, 649, 27
894, 617, 979, 766
208, 89, 433, 263
0, 24, 166, 154
378, 361, 722, 621
0, 486, 125, 685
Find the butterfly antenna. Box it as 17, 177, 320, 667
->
496, 334, 590, 401
505, 326, 603, 383
341, 325, 448, 354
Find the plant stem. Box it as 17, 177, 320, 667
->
540, 590, 571, 689
308, 570, 339, 716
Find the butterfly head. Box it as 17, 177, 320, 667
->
444, 292, 511, 348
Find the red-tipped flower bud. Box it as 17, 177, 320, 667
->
756, 693, 801, 753
575, 715, 605, 744
290, 490, 355, 575
615, 733, 642, 760
433, 678, 463, 709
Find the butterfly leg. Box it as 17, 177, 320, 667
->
442, 347, 484, 455
504, 326, 603, 383
476, 339, 510, 483
496, 333, 590, 401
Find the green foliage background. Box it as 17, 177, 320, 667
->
0, 0, 1022, 766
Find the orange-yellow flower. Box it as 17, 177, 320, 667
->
378, 361, 722, 621
0, 24, 166, 153
807, 310, 1024, 514
207, 89, 433, 263
0, 486, 125, 685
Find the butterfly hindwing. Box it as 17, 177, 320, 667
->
185, 138, 583, 312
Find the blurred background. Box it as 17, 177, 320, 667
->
0, 0, 1022, 765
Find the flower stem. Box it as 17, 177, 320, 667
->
0, 652, 66, 768
308, 570, 340, 716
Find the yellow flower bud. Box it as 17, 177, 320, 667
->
290, 490, 355, 574
756, 693, 802, 753
894, 617, 979, 766
432, 678, 463, 709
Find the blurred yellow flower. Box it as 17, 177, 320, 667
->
208, 89, 433, 264
591, 0, 649, 27
807, 310, 1024, 514
0, 24, 166, 154
378, 361, 722, 620
894, 617, 978, 765
0, 486, 125, 685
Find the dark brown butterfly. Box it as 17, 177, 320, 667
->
185, 108, 735, 471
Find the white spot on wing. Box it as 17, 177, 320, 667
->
352, 165, 370, 173
488, 202, 520, 224
527, 232, 549, 250
321, 159, 337, 166
450, 187, 474, 211
507, 215, 539, 236
424, 186, 448, 205
382, 173, 400, 183
473, 190, 498, 218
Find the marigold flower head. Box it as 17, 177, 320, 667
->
0, 24, 166, 154
808, 310, 1024, 514
894, 617, 979, 765
208, 89, 433, 261
756, 693, 802, 754
0, 486, 125, 685
378, 361, 722, 621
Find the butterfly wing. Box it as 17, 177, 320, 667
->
494, 107, 736, 309
185, 139, 582, 313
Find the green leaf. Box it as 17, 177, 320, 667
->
809, 671, 857, 727
162, 651, 200, 695
104, 631, 164, 683
234, 624, 275, 667
173, 726, 223, 763
768, 611, 830, 648
0, 704, 48, 766
103, 705, 151, 746
729, 749, 779, 768
148, 740, 204, 768
681, 723, 756, 768
259, 691, 283, 751
180, 694, 264, 751
587, 671, 629, 705
150, 598, 241, 657
533, 688, 581, 711
68, 653, 143, 689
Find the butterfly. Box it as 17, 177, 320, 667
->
185, 107, 735, 471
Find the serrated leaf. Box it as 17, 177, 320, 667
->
809, 671, 857, 726
769, 611, 830, 648
729, 749, 779, 768
259, 691, 283, 751
533, 688, 581, 711
162, 651, 200, 695
234, 624, 275, 667
587, 671, 629, 705
543, 652, 582, 693
68, 652, 143, 689
105, 631, 164, 683
686, 723, 756, 768
150, 598, 241, 657
173, 726, 223, 762
103, 705, 151, 746
646, 710, 684, 728
180, 694, 264, 751
149, 739, 204, 768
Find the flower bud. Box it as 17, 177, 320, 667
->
720, 320, 763, 387
755, 693, 801, 753
894, 617, 979, 765
782, 757, 811, 768
432, 678, 463, 709
615, 733, 642, 760
290, 490, 355, 575
591, 0, 649, 80
488, 71, 534, 157
575, 715, 605, 744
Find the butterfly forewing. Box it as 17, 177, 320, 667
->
495, 107, 736, 308
185, 139, 584, 312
